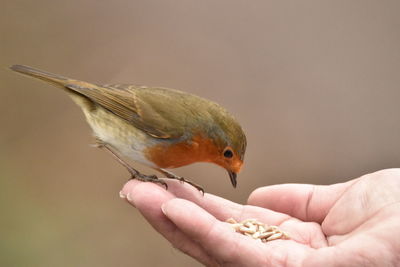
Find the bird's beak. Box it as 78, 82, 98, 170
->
228, 171, 237, 188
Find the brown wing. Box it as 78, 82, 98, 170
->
10, 65, 196, 139
66, 83, 189, 139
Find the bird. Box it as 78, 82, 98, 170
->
10, 64, 247, 193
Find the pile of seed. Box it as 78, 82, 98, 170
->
226, 218, 290, 243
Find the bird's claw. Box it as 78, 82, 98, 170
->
177, 177, 204, 195
129, 172, 168, 190
160, 169, 205, 195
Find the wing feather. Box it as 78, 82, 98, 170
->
66, 83, 188, 139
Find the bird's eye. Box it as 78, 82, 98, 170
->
223, 148, 233, 158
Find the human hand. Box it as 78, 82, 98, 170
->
120, 169, 400, 266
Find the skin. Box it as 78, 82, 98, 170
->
120, 169, 400, 266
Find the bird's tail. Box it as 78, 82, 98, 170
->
10, 64, 70, 88
10, 64, 98, 111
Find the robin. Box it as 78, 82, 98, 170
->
10, 65, 247, 193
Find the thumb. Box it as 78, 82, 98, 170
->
247, 179, 359, 223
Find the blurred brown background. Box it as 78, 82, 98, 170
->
1, 0, 400, 266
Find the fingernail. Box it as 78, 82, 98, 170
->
161, 203, 167, 216
119, 191, 126, 199
127, 192, 133, 201
125, 193, 136, 207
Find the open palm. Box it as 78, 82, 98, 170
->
120, 169, 400, 266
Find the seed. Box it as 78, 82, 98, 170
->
226, 218, 237, 224
266, 232, 283, 241
270, 226, 279, 231
252, 231, 261, 239
225, 218, 290, 243
259, 231, 275, 239
239, 225, 256, 234
282, 231, 290, 239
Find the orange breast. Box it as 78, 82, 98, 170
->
144, 135, 219, 169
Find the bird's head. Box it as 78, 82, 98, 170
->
143, 97, 246, 188
205, 108, 247, 188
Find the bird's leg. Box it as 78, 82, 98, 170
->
94, 138, 168, 189
158, 168, 204, 194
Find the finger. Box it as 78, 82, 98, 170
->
162, 198, 312, 266
120, 180, 216, 266
122, 179, 249, 225
162, 180, 327, 247
122, 179, 327, 251
169, 179, 288, 223
156, 179, 292, 226
247, 179, 360, 223
165, 179, 244, 219
122, 180, 325, 248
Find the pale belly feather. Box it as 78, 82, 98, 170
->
83, 107, 159, 168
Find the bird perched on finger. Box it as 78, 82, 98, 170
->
10, 64, 247, 193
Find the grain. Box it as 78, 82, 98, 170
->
226, 218, 290, 243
